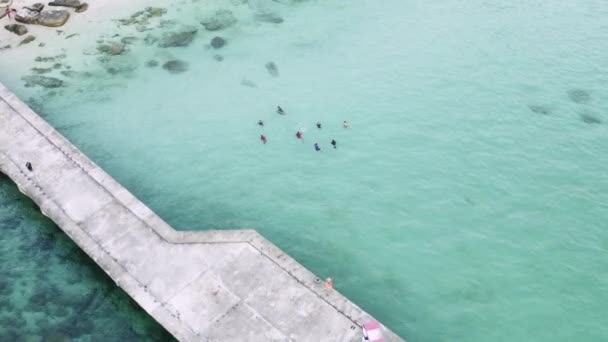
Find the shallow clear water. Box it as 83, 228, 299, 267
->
2, 0, 608, 340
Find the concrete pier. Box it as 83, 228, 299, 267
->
0, 81, 404, 342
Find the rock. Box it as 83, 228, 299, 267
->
162, 60, 188, 74
213, 54, 223, 62
25, 3, 45, 12
145, 60, 159, 67
568, 89, 591, 104
48, 0, 81, 8
75, 3, 88, 13
5, 24, 28, 36
143, 34, 158, 45
38, 42, 45, 47
0, 45, 11, 51
579, 113, 601, 124
65, 33, 78, 39
38, 10, 70, 27
528, 105, 550, 115
210, 36, 225, 49
158, 27, 197, 48
145, 7, 166, 17
60, 70, 92, 78
21, 75, 65, 88
97, 42, 125, 55
240, 79, 257, 88
52, 63, 62, 69
200, 10, 236, 31
120, 36, 137, 45
34, 53, 66, 62
255, 13, 284, 24
15, 8, 41, 24
265, 61, 279, 77
19, 35, 36, 46
31, 67, 52, 74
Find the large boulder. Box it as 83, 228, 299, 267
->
75, 3, 88, 13
158, 27, 197, 48
200, 10, 236, 31
162, 60, 188, 74
15, 8, 41, 24
4, 24, 28, 36
48, 0, 81, 8
21, 75, 65, 88
38, 10, 70, 27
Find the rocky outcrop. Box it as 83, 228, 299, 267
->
210, 36, 225, 49
158, 27, 197, 48
162, 60, 188, 74
19, 35, 36, 45
22, 75, 65, 88
200, 10, 236, 31
38, 10, 70, 27
255, 13, 284, 24
5, 24, 28, 36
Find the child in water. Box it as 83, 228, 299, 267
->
314, 143, 321, 151
261, 134, 267, 144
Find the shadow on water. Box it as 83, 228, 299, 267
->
0, 178, 175, 341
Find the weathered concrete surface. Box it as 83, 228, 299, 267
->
0, 81, 404, 342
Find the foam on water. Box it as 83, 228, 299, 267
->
1, 0, 608, 340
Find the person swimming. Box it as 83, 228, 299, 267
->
316, 122, 322, 129
296, 131, 302, 139
343, 120, 349, 128
277, 106, 285, 115
314, 143, 321, 151
331, 139, 336, 149
261, 134, 267, 144
258, 120, 264, 127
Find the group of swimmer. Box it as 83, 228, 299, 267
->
258, 106, 348, 151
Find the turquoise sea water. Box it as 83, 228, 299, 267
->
2, 0, 608, 341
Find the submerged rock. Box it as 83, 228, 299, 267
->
162, 60, 188, 74
38, 10, 70, 27
97, 42, 125, 55
568, 89, 591, 104
255, 13, 284, 24
0, 45, 11, 51
19, 35, 36, 46
35, 53, 66, 62
31, 67, 52, 74
200, 9, 236, 31
120, 36, 137, 45
158, 27, 197, 48
579, 113, 601, 124
146, 7, 166, 17
4, 24, 28, 36
240, 79, 257, 88
145, 60, 159, 67
22, 75, 65, 88
528, 105, 550, 115
213, 54, 223, 62
210, 36, 225, 49
265, 61, 279, 77
60, 70, 92, 78
48, 0, 81, 8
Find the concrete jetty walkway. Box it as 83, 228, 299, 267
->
0, 82, 404, 342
